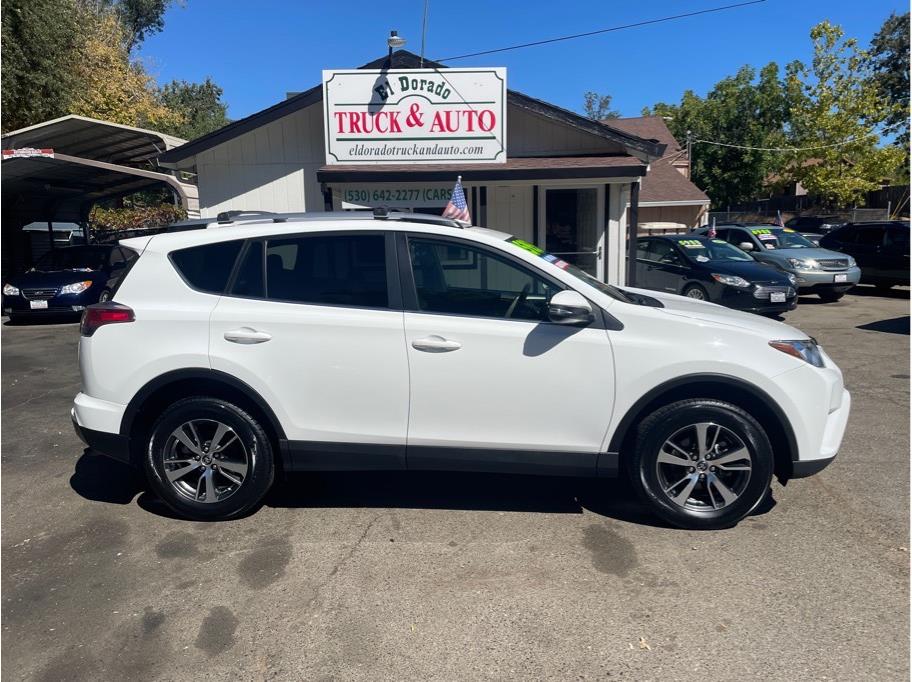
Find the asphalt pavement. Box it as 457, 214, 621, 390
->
1, 285, 909, 681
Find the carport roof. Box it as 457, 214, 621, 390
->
2, 115, 185, 165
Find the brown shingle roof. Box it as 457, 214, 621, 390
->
606, 116, 709, 204
606, 116, 682, 152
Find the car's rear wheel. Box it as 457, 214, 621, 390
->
818, 290, 845, 302
144, 397, 274, 521
99, 289, 112, 302
628, 399, 774, 530
682, 284, 708, 301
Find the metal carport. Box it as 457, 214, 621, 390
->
1, 115, 199, 280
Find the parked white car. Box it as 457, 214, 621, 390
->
72, 212, 850, 529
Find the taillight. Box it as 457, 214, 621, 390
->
80, 302, 135, 337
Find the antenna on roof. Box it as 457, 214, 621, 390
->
420, 0, 430, 67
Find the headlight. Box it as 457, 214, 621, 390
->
769, 339, 825, 368
711, 273, 751, 288
786, 257, 820, 271
847, 256, 856, 267
3, 284, 20, 296
786, 273, 798, 285
60, 280, 93, 295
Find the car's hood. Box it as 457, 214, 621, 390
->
623, 287, 806, 339
8, 270, 106, 287
698, 259, 791, 283
760, 246, 848, 261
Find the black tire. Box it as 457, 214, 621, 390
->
98, 289, 113, 302
818, 290, 845, 302
627, 399, 774, 530
682, 284, 708, 301
144, 397, 274, 521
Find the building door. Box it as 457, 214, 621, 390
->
542, 187, 603, 278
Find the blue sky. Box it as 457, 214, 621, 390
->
139, 0, 906, 122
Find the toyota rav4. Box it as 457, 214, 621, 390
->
72, 212, 850, 529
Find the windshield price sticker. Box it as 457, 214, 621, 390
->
711, 239, 727, 244
783, 228, 795, 232
508, 238, 569, 269
676, 239, 704, 248
751, 228, 774, 235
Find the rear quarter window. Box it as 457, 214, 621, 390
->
170, 240, 243, 294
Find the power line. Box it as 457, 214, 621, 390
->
435, 0, 766, 62
693, 137, 857, 152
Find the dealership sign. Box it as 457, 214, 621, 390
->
323, 68, 506, 164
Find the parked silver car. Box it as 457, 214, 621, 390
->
696, 224, 861, 301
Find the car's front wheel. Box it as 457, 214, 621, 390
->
629, 399, 774, 529
144, 397, 275, 521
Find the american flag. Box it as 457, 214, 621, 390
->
442, 176, 471, 222
707, 217, 717, 238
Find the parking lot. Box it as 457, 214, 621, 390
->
1, 287, 908, 681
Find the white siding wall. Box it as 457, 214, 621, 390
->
195, 105, 325, 218
486, 185, 533, 239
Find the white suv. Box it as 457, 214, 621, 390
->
72, 212, 850, 529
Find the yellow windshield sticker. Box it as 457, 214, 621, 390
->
676, 239, 704, 248
751, 228, 772, 235
507, 238, 545, 256
712, 239, 727, 244
783, 228, 795, 232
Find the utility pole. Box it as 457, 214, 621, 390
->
686, 130, 693, 179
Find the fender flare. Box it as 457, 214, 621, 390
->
120, 368, 287, 441
606, 373, 799, 462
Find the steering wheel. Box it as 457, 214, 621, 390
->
505, 283, 531, 319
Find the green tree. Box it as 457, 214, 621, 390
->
785, 21, 904, 205
582, 92, 620, 120
1, 0, 84, 131
67, 10, 183, 129
867, 12, 909, 149
80, 0, 174, 50
157, 78, 230, 140
644, 63, 789, 207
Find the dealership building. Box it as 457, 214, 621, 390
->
158, 50, 702, 284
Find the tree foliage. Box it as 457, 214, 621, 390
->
866, 12, 910, 146
1, 0, 84, 131
157, 78, 230, 140
67, 10, 182, 129
80, 0, 173, 50
90, 203, 186, 232
784, 21, 904, 205
582, 91, 620, 120
644, 64, 789, 208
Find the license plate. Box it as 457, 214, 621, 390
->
834, 274, 848, 283
29, 300, 48, 310
770, 292, 786, 303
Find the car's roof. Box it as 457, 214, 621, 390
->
121, 217, 512, 253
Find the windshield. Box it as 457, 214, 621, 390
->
673, 238, 753, 263
503, 237, 637, 303
749, 227, 815, 250
35, 246, 108, 271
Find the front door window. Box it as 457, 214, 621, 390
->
545, 188, 599, 276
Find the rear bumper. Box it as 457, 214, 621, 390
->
72, 411, 132, 464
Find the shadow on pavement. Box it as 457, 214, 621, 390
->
856, 315, 910, 335
3, 313, 81, 326
850, 284, 910, 300
69, 452, 777, 529
69, 449, 145, 504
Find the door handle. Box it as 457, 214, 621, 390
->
411, 335, 461, 353
224, 327, 272, 344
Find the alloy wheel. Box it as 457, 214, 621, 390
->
162, 419, 249, 503
655, 422, 752, 511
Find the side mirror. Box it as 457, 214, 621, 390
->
548, 290, 593, 326
738, 242, 754, 252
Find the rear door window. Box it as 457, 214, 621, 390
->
264, 234, 388, 308
170, 240, 244, 294
856, 227, 886, 246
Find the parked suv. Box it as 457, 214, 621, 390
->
696, 224, 861, 301
72, 212, 850, 529
819, 221, 910, 291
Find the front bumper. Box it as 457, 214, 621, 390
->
789, 388, 851, 479
792, 266, 861, 292
3, 293, 92, 316
717, 286, 798, 314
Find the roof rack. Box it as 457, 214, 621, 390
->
371, 207, 466, 228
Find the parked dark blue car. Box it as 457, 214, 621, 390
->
635, 234, 799, 314
3, 245, 137, 322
